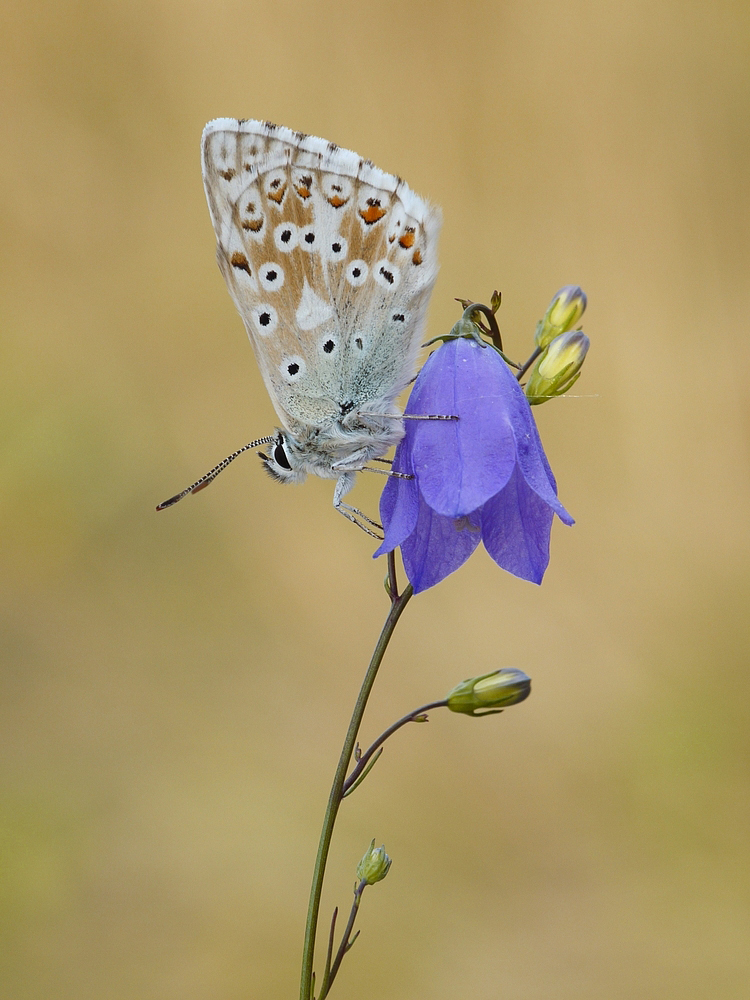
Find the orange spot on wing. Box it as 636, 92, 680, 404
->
241, 217, 264, 232
398, 228, 415, 249
359, 198, 387, 225
230, 252, 252, 275
412, 249, 423, 265
268, 183, 287, 204
328, 194, 349, 208
295, 175, 313, 199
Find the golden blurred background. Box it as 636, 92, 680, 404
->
2, 1, 749, 997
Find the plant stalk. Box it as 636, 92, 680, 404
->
299, 558, 413, 1000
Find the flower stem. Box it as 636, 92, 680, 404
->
299, 558, 413, 1000
516, 345, 542, 381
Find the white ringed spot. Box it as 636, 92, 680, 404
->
280, 356, 306, 383
346, 260, 368, 287
259, 262, 285, 291
273, 222, 299, 253
320, 335, 339, 357
374, 260, 400, 289
326, 236, 348, 262
299, 224, 318, 253
252, 304, 278, 337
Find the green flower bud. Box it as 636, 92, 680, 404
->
536, 285, 587, 349
446, 668, 531, 716
356, 840, 392, 885
526, 330, 590, 405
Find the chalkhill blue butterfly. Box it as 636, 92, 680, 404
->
158, 119, 442, 535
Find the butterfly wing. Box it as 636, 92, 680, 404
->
202, 119, 441, 432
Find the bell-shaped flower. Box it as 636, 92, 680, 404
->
374, 336, 574, 593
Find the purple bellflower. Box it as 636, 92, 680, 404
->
374, 336, 574, 593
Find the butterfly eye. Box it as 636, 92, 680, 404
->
273, 441, 292, 470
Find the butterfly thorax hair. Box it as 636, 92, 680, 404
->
259, 400, 406, 484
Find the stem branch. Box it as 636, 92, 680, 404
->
516, 345, 542, 381
299, 558, 412, 1000
342, 699, 449, 796
319, 880, 367, 998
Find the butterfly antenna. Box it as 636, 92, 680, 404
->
156, 436, 275, 510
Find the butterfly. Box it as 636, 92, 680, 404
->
158, 119, 442, 536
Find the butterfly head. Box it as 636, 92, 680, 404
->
258, 430, 307, 484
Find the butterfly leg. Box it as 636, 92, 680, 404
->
333, 474, 383, 540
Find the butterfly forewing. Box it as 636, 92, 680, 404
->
201, 119, 441, 432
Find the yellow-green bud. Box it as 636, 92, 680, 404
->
535, 285, 587, 349
446, 668, 531, 716
526, 330, 590, 405
356, 840, 392, 885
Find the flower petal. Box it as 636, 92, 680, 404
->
514, 415, 575, 526
481, 466, 557, 584
400, 492, 483, 593
406, 338, 517, 516
373, 443, 419, 558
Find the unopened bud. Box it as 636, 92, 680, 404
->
526, 330, 590, 405
446, 668, 531, 716
356, 840, 392, 885
536, 285, 587, 349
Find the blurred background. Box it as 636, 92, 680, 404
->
2, 1, 749, 997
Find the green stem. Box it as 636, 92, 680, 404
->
516, 345, 542, 381
319, 880, 367, 998
300, 557, 413, 1000
462, 302, 504, 352
342, 699, 449, 796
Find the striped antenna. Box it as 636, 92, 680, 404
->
156, 436, 275, 510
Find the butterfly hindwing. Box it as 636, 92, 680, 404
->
201, 119, 441, 431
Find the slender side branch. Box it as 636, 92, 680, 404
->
300, 557, 412, 1000
516, 345, 542, 381
342, 699, 449, 796
318, 880, 367, 998
322, 907, 338, 993
342, 748, 384, 799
